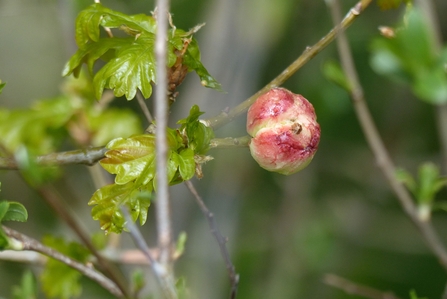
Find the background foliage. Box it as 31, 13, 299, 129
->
1, 0, 447, 298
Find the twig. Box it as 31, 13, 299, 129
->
2, 226, 123, 298
136, 90, 154, 123
154, 0, 174, 278
0, 146, 107, 170
36, 185, 131, 297
324, 274, 402, 299
328, 0, 447, 271
209, 136, 251, 149
184, 180, 239, 299
203, 0, 373, 130
121, 206, 177, 299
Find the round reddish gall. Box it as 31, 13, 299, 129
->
247, 88, 320, 175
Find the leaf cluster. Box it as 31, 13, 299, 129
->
90, 105, 213, 234
397, 162, 447, 220
63, 3, 221, 101
370, 7, 447, 104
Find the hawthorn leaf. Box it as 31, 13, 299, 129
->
101, 134, 157, 185
40, 236, 90, 299
2, 202, 28, 223
75, 3, 156, 46
323, 60, 352, 92
89, 182, 152, 233
183, 38, 223, 92
178, 105, 215, 155
176, 148, 195, 181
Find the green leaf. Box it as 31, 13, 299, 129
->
175, 149, 196, 181
11, 270, 37, 299
40, 236, 91, 299
101, 134, 157, 185
178, 105, 215, 155
182, 38, 223, 92
3, 202, 28, 223
89, 182, 152, 234
409, 290, 428, 299
370, 7, 447, 104
417, 163, 447, 204
0, 80, 5, 95
396, 168, 417, 193
0, 201, 9, 222
322, 60, 352, 92
66, 3, 221, 100
0, 229, 9, 250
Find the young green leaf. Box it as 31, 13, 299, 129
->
101, 134, 157, 185
323, 60, 352, 92
89, 182, 151, 234
376, 0, 407, 10
40, 236, 91, 299
11, 270, 37, 299
2, 202, 28, 223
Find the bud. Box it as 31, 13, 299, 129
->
247, 87, 320, 175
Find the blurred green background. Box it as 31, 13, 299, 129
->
1, 0, 447, 298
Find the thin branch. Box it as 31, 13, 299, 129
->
0, 147, 107, 170
328, 0, 447, 271
2, 226, 123, 298
324, 274, 402, 299
121, 206, 177, 299
209, 136, 251, 149
203, 0, 373, 130
154, 0, 174, 276
184, 180, 239, 299
136, 90, 154, 123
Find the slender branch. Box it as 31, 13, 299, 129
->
154, 0, 174, 276
209, 136, 251, 149
2, 226, 123, 298
328, 0, 447, 271
203, 0, 373, 130
0, 146, 107, 170
184, 180, 239, 299
324, 274, 402, 299
121, 206, 177, 299
136, 90, 154, 123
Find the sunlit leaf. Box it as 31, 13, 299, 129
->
40, 236, 91, 299
101, 134, 157, 185
89, 182, 152, 233
0, 201, 9, 222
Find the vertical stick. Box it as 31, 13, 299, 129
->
154, 0, 173, 275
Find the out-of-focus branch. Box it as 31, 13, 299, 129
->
2, 226, 123, 298
154, 0, 175, 285
324, 274, 402, 299
209, 136, 251, 149
121, 206, 177, 299
203, 0, 373, 129
328, 0, 447, 272
184, 180, 239, 299
0, 147, 107, 170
